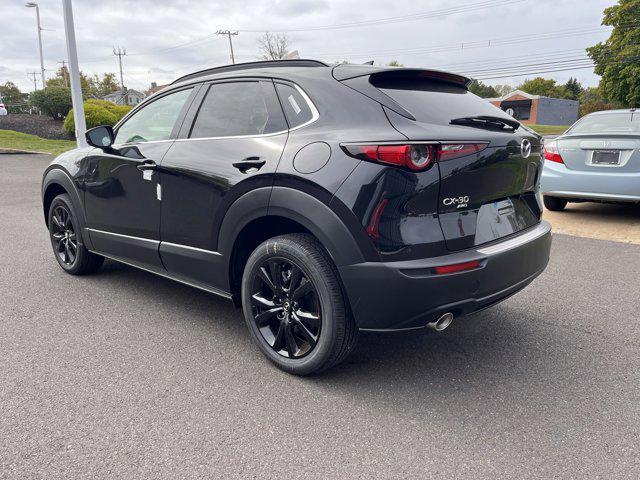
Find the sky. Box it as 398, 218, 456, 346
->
1, 0, 616, 94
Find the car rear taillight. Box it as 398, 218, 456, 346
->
439, 143, 487, 161
344, 144, 435, 171
342, 143, 487, 171
543, 141, 564, 164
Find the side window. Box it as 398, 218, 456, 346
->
190, 81, 287, 138
114, 88, 193, 144
275, 83, 314, 128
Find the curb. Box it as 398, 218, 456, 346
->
0, 148, 51, 155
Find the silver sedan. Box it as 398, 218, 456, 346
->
541, 109, 639, 211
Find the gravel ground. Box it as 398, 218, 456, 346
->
1, 154, 639, 479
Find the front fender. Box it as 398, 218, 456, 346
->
42, 167, 92, 249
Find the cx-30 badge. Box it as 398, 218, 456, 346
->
521, 139, 532, 158
443, 195, 470, 209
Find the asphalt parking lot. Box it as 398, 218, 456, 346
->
2, 153, 639, 479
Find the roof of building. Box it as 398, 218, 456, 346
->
486, 89, 578, 103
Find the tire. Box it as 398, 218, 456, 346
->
241, 233, 358, 375
543, 196, 568, 211
48, 194, 104, 275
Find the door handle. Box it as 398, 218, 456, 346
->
232, 157, 266, 173
137, 160, 157, 171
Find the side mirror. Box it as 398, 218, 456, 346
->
86, 125, 114, 149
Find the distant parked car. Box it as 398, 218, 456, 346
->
0, 103, 7, 115
541, 109, 639, 210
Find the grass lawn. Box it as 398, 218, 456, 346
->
528, 124, 569, 136
0, 130, 76, 156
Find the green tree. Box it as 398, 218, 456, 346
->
387, 60, 404, 67
0, 82, 24, 112
578, 86, 618, 116
494, 84, 514, 97
517, 77, 567, 98
563, 77, 584, 100
468, 79, 499, 98
46, 69, 120, 99
95, 73, 120, 97
587, 0, 640, 107
29, 86, 72, 119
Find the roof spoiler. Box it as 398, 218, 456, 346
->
332, 65, 471, 87
172, 59, 329, 85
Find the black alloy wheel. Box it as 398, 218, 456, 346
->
50, 204, 78, 266
250, 258, 322, 359
241, 233, 358, 375
48, 194, 104, 275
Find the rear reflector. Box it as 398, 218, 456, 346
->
543, 141, 564, 163
342, 143, 487, 171
434, 260, 481, 275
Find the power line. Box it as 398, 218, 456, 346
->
236, 0, 527, 32
302, 25, 613, 60
474, 64, 595, 80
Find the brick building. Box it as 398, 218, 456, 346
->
487, 90, 579, 125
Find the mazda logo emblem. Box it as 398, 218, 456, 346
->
521, 139, 532, 158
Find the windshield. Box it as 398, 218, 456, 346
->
567, 112, 639, 135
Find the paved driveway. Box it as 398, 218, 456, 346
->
1, 154, 639, 479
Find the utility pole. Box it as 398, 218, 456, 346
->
62, 0, 87, 148
216, 30, 238, 64
25, 2, 46, 89
113, 46, 126, 90
27, 72, 39, 91
57, 60, 68, 87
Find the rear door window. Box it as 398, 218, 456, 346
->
275, 83, 314, 128
373, 79, 511, 125
190, 81, 287, 138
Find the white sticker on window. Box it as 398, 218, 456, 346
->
142, 170, 153, 181
287, 94, 302, 115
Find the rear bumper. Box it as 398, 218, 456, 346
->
339, 221, 552, 331
541, 161, 640, 202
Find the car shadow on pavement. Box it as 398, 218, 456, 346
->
88, 258, 592, 413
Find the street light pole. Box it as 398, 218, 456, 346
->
25, 2, 46, 89
61, 0, 87, 148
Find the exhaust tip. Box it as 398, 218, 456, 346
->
427, 312, 454, 332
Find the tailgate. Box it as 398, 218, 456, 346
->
372, 76, 543, 251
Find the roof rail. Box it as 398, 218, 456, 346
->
171, 59, 330, 85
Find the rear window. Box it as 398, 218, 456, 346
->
567, 113, 639, 134
373, 79, 512, 125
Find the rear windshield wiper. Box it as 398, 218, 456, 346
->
450, 115, 520, 131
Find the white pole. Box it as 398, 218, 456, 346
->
62, 0, 87, 148
34, 5, 46, 89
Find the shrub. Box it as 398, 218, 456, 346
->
63, 101, 132, 136
29, 86, 72, 119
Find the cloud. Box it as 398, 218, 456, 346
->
0, 0, 611, 93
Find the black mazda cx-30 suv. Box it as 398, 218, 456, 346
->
42, 59, 551, 374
